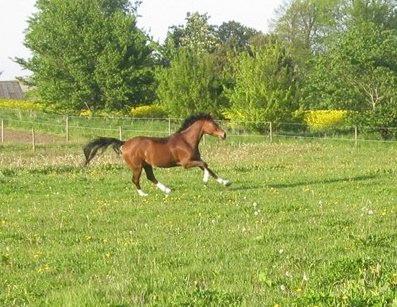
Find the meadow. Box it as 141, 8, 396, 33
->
1, 138, 397, 306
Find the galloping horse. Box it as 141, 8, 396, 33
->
83, 113, 231, 196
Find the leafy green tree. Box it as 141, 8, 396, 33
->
225, 41, 297, 131
343, 0, 397, 29
16, 0, 155, 111
302, 21, 397, 136
274, 0, 341, 59
160, 12, 220, 65
155, 48, 225, 118
272, 0, 343, 109
217, 21, 258, 52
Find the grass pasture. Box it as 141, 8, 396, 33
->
0, 139, 397, 305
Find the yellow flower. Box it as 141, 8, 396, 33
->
79, 109, 92, 117
0, 99, 43, 110
304, 110, 348, 131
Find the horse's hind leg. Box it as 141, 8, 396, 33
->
144, 165, 171, 194
132, 166, 147, 197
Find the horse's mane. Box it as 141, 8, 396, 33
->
177, 113, 213, 133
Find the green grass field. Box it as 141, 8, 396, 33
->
1, 139, 396, 306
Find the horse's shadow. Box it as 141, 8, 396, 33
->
228, 174, 378, 191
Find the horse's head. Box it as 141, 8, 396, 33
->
202, 118, 226, 140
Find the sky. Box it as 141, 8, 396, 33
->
0, 0, 284, 80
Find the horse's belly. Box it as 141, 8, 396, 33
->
154, 161, 178, 168
145, 146, 176, 167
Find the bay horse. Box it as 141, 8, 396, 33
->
83, 113, 231, 196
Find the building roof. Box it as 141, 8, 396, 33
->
0, 81, 25, 99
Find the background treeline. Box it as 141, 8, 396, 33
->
16, 0, 397, 134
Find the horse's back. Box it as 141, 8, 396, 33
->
124, 136, 169, 147
122, 136, 176, 167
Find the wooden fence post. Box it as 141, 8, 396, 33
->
269, 122, 273, 143
32, 127, 36, 152
354, 126, 358, 147
119, 126, 122, 140
168, 118, 171, 135
1, 119, 3, 144
65, 116, 69, 142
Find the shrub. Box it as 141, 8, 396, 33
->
222, 109, 269, 132
156, 48, 225, 118
304, 110, 348, 131
130, 104, 168, 118
224, 42, 297, 132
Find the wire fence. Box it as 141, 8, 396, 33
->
1, 107, 397, 151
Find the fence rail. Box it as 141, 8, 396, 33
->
1, 108, 397, 150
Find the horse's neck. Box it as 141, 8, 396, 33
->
181, 122, 203, 149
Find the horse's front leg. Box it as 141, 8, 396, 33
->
183, 160, 231, 187
200, 166, 231, 186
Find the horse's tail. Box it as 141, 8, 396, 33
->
83, 137, 125, 166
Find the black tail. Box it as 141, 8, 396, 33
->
83, 137, 125, 166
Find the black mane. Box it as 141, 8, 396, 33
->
177, 113, 214, 133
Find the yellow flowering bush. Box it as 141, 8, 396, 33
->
79, 109, 93, 117
0, 99, 43, 111
79, 109, 126, 118
130, 104, 167, 118
304, 110, 348, 130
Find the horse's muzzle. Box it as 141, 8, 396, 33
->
220, 132, 226, 140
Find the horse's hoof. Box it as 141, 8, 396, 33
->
217, 178, 231, 186
137, 190, 148, 197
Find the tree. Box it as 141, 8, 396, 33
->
273, 0, 341, 58
16, 0, 155, 111
160, 12, 220, 65
344, 0, 397, 30
224, 41, 297, 131
217, 21, 258, 52
302, 21, 397, 136
155, 48, 225, 118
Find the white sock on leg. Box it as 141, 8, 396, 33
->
203, 168, 210, 183
156, 182, 171, 194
